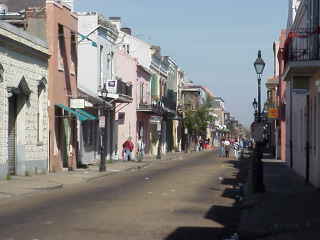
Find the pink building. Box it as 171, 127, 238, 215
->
277, 30, 287, 162
114, 50, 138, 158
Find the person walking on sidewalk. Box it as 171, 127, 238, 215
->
233, 140, 240, 159
224, 139, 231, 158
123, 137, 134, 161
220, 139, 225, 157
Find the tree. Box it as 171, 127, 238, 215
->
184, 96, 216, 137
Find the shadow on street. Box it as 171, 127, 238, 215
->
164, 151, 252, 240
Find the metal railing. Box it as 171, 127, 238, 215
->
285, 28, 320, 62
117, 79, 132, 97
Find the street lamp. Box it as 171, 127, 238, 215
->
101, 83, 108, 98
99, 84, 108, 172
253, 50, 266, 121
252, 98, 258, 121
252, 50, 266, 193
252, 98, 258, 112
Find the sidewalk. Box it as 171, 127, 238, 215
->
0, 151, 190, 201
239, 156, 320, 240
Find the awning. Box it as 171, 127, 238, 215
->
75, 109, 97, 120
56, 104, 90, 121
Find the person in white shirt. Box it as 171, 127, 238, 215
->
224, 139, 231, 158
233, 140, 240, 159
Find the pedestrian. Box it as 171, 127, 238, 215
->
233, 140, 240, 159
122, 137, 134, 161
224, 138, 231, 158
220, 139, 225, 157
199, 138, 204, 151
137, 136, 145, 162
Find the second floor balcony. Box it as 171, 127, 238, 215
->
283, 28, 320, 77
106, 78, 133, 103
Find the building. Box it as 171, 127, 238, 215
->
281, 0, 320, 187
77, 12, 117, 164
115, 22, 176, 156
1, 0, 99, 172
277, 31, 288, 162
0, 21, 49, 178
212, 97, 225, 146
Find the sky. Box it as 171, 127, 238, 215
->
75, 0, 288, 127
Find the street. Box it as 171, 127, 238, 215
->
0, 152, 241, 240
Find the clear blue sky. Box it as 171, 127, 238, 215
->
75, 0, 288, 127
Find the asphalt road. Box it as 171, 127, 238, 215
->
0, 152, 241, 240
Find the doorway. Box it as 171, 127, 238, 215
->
8, 96, 17, 175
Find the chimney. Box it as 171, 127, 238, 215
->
121, 27, 132, 35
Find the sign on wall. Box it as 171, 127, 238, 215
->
70, 99, 85, 109
268, 108, 279, 119
107, 80, 117, 94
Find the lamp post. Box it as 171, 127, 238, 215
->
254, 50, 266, 121
252, 50, 266, 193
252, 98, 258, 121
156, 120, 162, 159
99, 84, 108, 172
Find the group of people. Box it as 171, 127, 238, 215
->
198, 138, 211, 151
220, 138, 240, 159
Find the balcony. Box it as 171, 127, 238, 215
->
283, 28, 320, 78
106, 79, 133, 103
137, 102, 164, 115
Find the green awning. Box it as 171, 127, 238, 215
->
75, 109, 97, 120
56, 104, 89, 121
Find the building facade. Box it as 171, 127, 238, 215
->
0, 21, 49, 178
77, 12, 117, 164
282, 0, 320, 187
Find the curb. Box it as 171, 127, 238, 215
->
31, 183, 64, 191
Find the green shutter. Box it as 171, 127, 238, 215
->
151, 74, 159, 98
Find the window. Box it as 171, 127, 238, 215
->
118, 112, 125, 124
58, 24, 65, 71
100, 45, 104, 84
140, 83, 144, 104
70, 32, 77, 75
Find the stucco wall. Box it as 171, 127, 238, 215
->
121, 32, 152, 69
114, 50, 138, 158
0, 42, 48, 178
46, 2, 78, 171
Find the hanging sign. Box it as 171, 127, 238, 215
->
268, 108, 279, 119
99, 116, 105, 128
70, 99, 85, 109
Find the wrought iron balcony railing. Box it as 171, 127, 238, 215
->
284, 28, 320, 62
